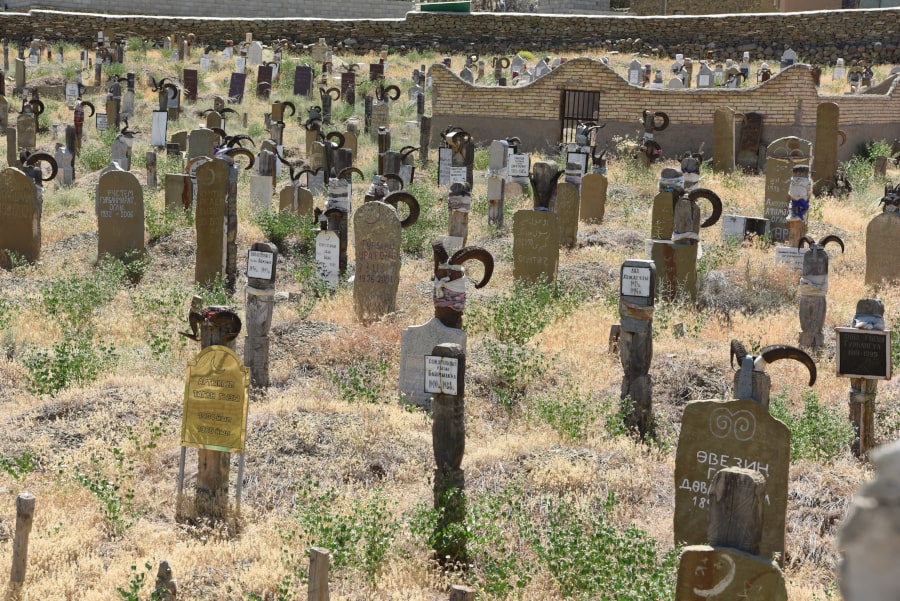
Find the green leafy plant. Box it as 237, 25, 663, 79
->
770, 389, 853, 461
71, 448, 137, 537
0, 450, 36, 481
116, 562, 159, 601
39, 259, 126, 328
23, 330, 117, 397
130, 282, 190, 361
527, 383, 601, 441
329, 357, 390, 404
253, 209, 303, 251
401, 182, 447, 257
145, 204, 192, 243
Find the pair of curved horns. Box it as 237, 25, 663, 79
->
730, 339, 816, 386
683, 189, 723, 229
77, 99, 96, 117
643, 109, 670, 132
23, 152, 58, 183
338, 166, 364, 182
274, 100, 296, 117
797, 235, 844, 252
432, 242, 495, 289
493, 57, 510, 69
320, 87, 341, 101
383, 191, 419, 228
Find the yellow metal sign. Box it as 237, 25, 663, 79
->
181, 345, 250, 453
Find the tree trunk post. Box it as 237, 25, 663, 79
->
420, 116, 431, 166
618, 260, 656, 439
308, 547, 330, 601
849, 378, 877, 459
431, 343, 467, 564
449, 585, 475, 601
6, 492, 35, 601
244, 242, 277, 389
708, 467, 765, 556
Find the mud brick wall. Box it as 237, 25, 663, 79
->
430, 57, 900, 158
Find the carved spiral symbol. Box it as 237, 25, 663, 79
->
709, 408, 756, 441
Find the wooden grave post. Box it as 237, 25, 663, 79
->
448, 182, 471, 247
487, 139, 509, 227
308, 547, 330, 601
618, 260, 655, 439
836, 299, 892, 458
449, 585, 475, 601
6, 493, 35, 601
146, 151, 157, 191
798, 235, 843, 350
244, 242, 277, 389
429, 343, 467, 563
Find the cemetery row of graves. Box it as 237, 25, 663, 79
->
0, 30, 898, 600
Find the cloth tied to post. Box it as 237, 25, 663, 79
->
851, 313, 885, 330
618, 298, 654, 321
434, 269, 467, 312
448, 194, 472, 213
326, 189, 350, 213
799, 273, 828, 297
672, 231, 700, 243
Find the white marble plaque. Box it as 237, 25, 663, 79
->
316, 230, 340, 290
247, 250, 274, 279
425, 355, 459, 395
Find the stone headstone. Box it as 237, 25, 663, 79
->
294, 65, 313, 97
97, 169, 144, 260
188, 127, 218, 160
370, 103, 390, 139
400, 317, 467, 409
555, 182, 580, 247
734, 113, 764, 174
676, 546, 787, 601
764, 137, 812, 243
667, 77, 684, 89
249, 175, 272, 211
650, 191, 674, 240
165, 173, 191, 211
151, 111, 168, 147
228, 72, 247, 104
315, 229, 340, 290
353, 201, 402, 323
652, 240, 698, 301
780, 48, 797, 70
183, 68, 198, 102
812, 102, 841, 196
674, 399, 789, 562
0, 95, 8, 131
369, 62, 385, 81
697, 63, 713, 88
16, 113, 36, 150
311, 38, 329, 64
0, 168, 40, 266
256, 65, 273, 99
838, 440, 900, 601
722, 215, 769, 241
513, 210, 559, 283
713, 107, 736, 174
580, 172, 607, 223
248, 41, 263, 66
866, 212, 900, 286
194, 159, 229, 286
627, 59, 642, 85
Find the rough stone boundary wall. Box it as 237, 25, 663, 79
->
6, 0, 414, 19
0, 8, 897, 60
431, 58, 900, 157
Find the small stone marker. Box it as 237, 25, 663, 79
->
580, 172, 607, 223
838, 440, 900, 601
555, 182, 580, 247
256, 65, 273, 99
151, 111, 168, 148
650, 190, 674, 240
245, 241, 277, 388
97, 169, 144, 261
188, 127, 218, 160
812, 102, 844, 196
294, 65, 313, 97
0, 167, 41, 266
315, 228, 340, 290
248, 41, 263, 66
400, 317, 467, 408
165, 174, 191, 212
774, 246, 808, 272
228, 72, 246, 104
513, 210, 559, 283
697, 63, 713, 88
713, 107, 736, 173
764, 137, 812, 243
183, 68, 198, 102
353, 202, 402, 323
17, 112, 36, 150
194, 159, 229, 286
866, 188, 900, 286
674, 398, 789, 562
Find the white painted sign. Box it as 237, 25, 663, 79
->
774, 246, 808, 271
508, 152, 530, 179
65, 82, 80, 108
247, 250, 275, 279
698, 74, 710, 87
621, 265, 652, 298
424, 355, 459, 396
200, 57, 211, 73
316, 229, 340, 290
96, 113, 108, 131
151, 110, 168, 147
235, 57, 246, 74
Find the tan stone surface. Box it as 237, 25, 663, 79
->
676, 546, 787, 601
555, 182, 579, 247
763, 136, 811, 243
713, 107, 735, 174
97, 169, 144, 260
0, 168, 40, 265
513, 209, 559, 284
580, 172, 606, 223
194, 159, 228, 286
353, 201, 401, 323
651, 191, 674, 240
674, 399, 789, 563
865, 212, 900, 286
812, 102, 840, 196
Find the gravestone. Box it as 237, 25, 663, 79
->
713, 107, 736, 174
580, 172, 607, 223
812, 102, 843, 196
697, 63, 713, 88
194, 160, 229, 286
722, 215, 769, 242
188, 127, 218, 160
165, 174, 191, 211
555, 182, 580, 247
737, 112, 764, 172
370, 103, 390, 140
293, 65, 313, 97
311, 38, 329, 64
17, 113, 36, 150
513, 210, 559, 283
183, 68, 198, 102
315, 228, 340, 291
838, 440, 900, 601
228, 72, 247, 104
866, 212, 900, 285
487, 139, 508, 227
353, 202, 402, 323
257, 65, 273, 99
674, 398, 789, 562
369, 62, 384, 81
780, 48, 797, 70
764, 137, 812, 243
0, 168, 41, 266
650, 191, 674, 240
97, 169, 144, 260
151, 111, 168, 147
248, 41, 263, 66
400, 317, 467, 408
0, 95, 8, 131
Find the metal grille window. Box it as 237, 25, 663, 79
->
560, 90, 601, 145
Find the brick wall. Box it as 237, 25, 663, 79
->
6, 0, 414, 18
431, 58, 900, 157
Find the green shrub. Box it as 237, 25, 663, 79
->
0, 450, 35, 481
329, 357, 390, 404
24, 329, 117, 397
770, 389, 853, 461
527, 383, 601, 441
70, 448, 136, 537
39, 259, 126, 328
401, 182, 446, 257
252, 209, 303, 251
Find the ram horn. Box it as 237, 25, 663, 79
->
400, 145, 419, 159
817, 235, 844, 253
383, 191, 420, 228
163, 82, 179, 99
221, 107, 239, 116
337, 166, 365, 182
730, 339, 749, 370
292, 167, 314, 183
383, 84, 401, 101
505, 136, 521, 146
30, 99, 45, 115
325, 131, 345, 147
689, 188, 723, 229
80, 100, 96, 117
23, 152, 58, 183
199, 108, 214, 116
322, 87, 341, 101
652, 110, 670, 131
837, 130, 847, 146
224, 147, 255, 170
797, 235, 815, 250
449, 246, 494, 289
281, 101, 296, 117
209, 127, 227, 141
758, 345, 817, 386
225, 134, 254, 148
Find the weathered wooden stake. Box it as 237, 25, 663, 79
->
225, 160, 239, 293
419, 116, 431, 166
708, 468, 765, 556
448, 182, 471, 245
431, 343, 467, 564
618, 260, 655, 439
146, 151, 157, 191
850, 378, 877, 458
308, 547, 330, 601
449, 585, 475, 601
244, 242, 277, 388
6, 492, 35, 601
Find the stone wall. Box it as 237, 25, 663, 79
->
5, 0, 414, 18
0, 8, 897, 63
430, 58, 900, 159
630, 0, 772, 15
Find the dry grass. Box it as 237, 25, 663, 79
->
0, 41, 894, 601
